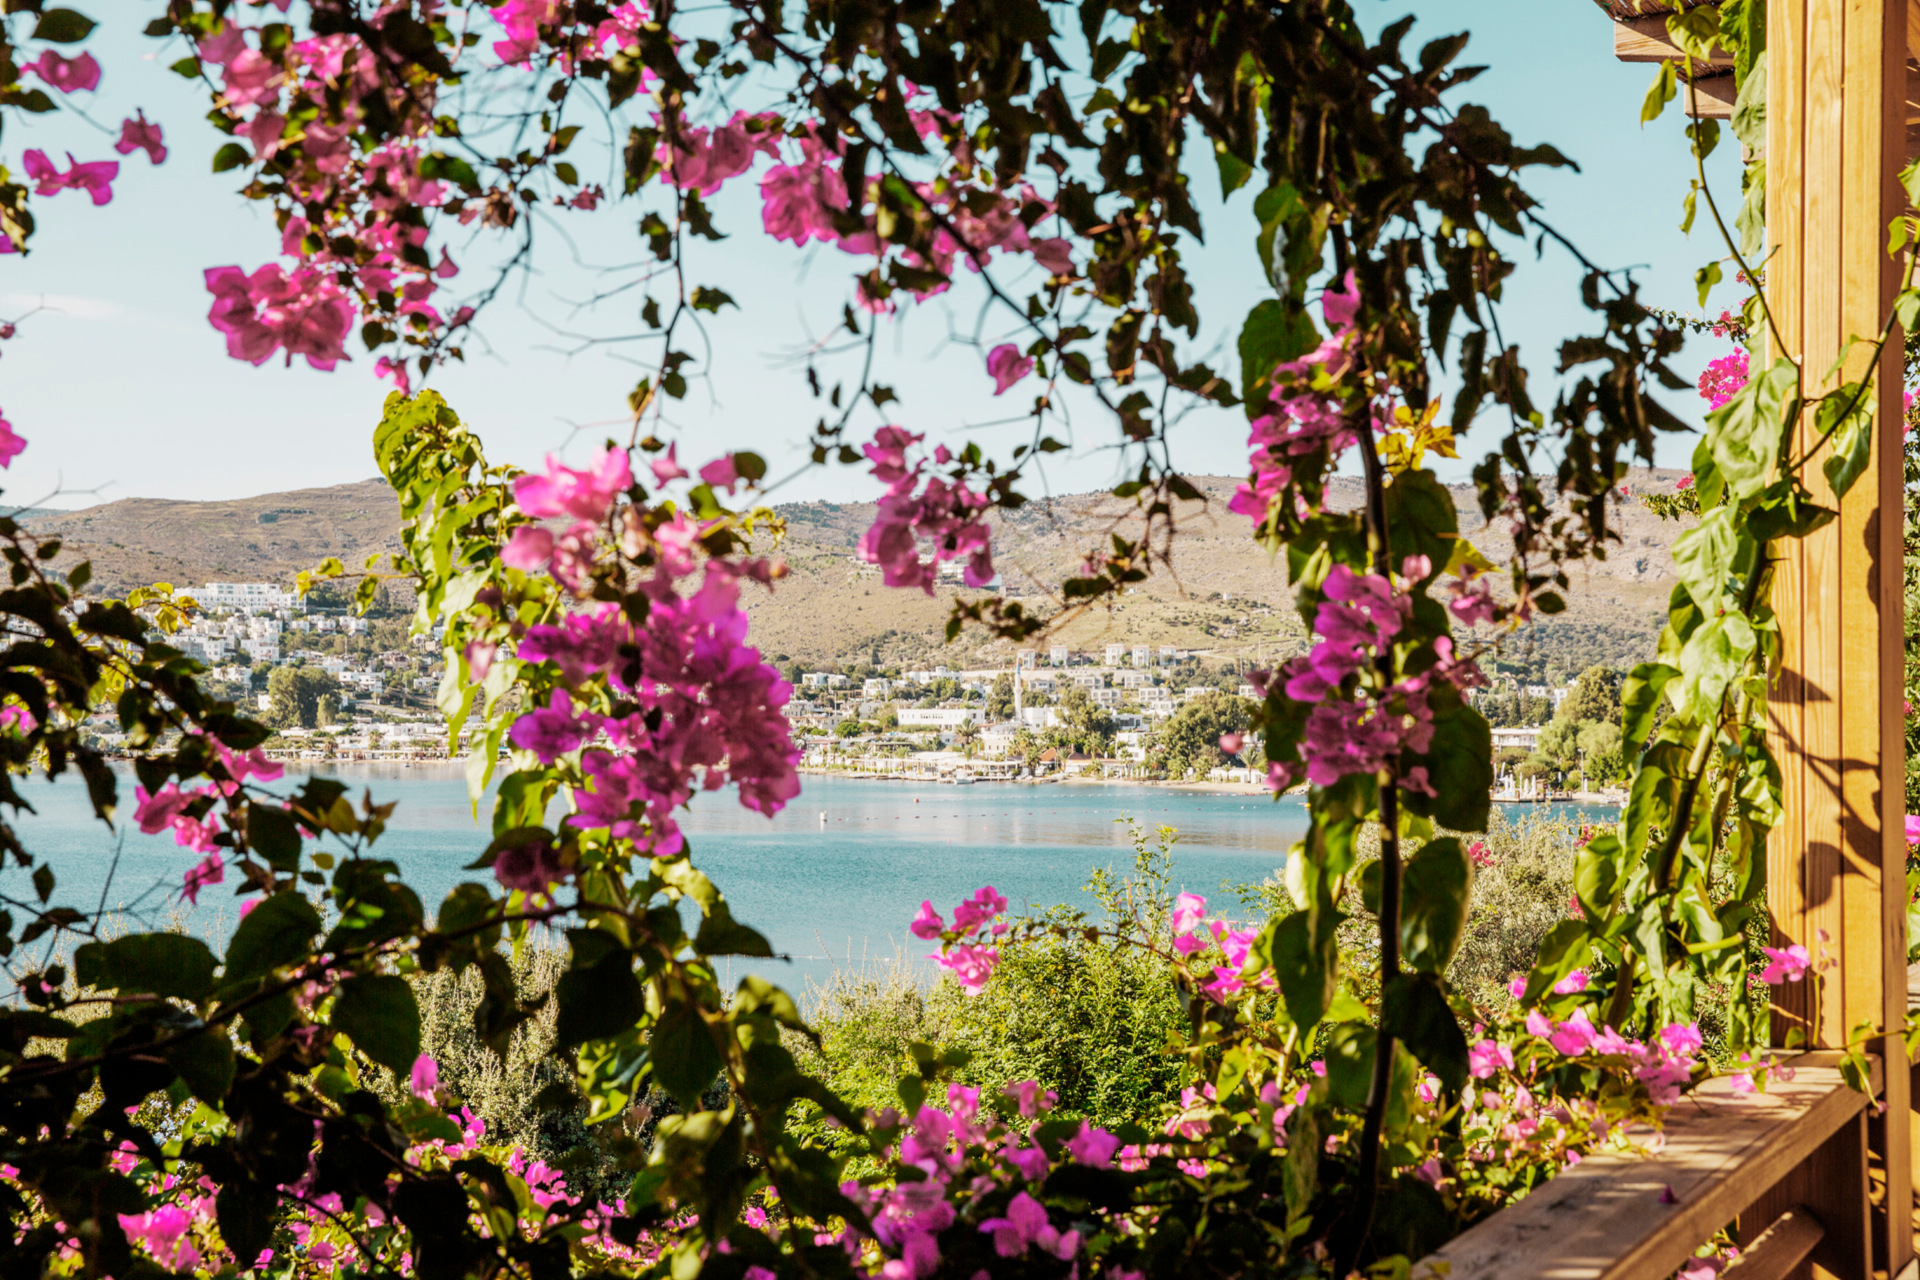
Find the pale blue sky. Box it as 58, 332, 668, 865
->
0, 1, 1734, 509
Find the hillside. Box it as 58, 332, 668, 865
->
29, 468, 1696, 680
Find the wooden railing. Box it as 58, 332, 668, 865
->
1415, 1054, 1880, 1279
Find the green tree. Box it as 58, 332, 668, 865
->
1557, 664, 1622, 726
1055, 685, 1116, 753
1152, 692, 1252, 779
266, 666, 342, 730
987, 673, 1015, 720
1535, 718, 1583, 769
1575, 721, 1624, 784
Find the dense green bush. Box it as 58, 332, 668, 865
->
796, 822, 1191, 1128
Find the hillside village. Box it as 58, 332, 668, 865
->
47, 471, 1686, 778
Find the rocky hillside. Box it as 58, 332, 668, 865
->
28, 468, 1695, 678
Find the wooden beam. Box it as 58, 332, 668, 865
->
1766, 0, 1913, 1271
1411, 1059, 1870, 1280
1613, 14, 1735, 65
1721, 1209, 1826, 1280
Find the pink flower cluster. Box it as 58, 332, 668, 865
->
1698, 349, 1750, 410
501, 484, 800, 854
189, 16, 475, 382
1263, 561, 1484, 792
858, 426, 996, 594
1229, 273, 1361, 524
834, 1080, 1104, 1278
502, 447, 636, 590
132, 742, 286, 904
910, 886, 1008, 994
204, 263, 355, 371
1759, 943, 1809, 984
22, 150, 117, 206
1517, 1009, 1704, 1105
1168, 893, 1265, 1001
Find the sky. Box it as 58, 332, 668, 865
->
0, 0, 1739, 511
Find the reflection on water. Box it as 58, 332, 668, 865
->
7, 766, 1616, 996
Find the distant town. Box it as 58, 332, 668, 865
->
79, 582, 1625, 795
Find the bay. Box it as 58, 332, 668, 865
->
10, 765, 1617, 997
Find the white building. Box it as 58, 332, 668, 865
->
1073, 671, 1108, 690
1131, 644, 1152, 667
1016, 649, 1038, 670
1090, 687, 1122, 709
982, 723, 1019, 754
862, 678, 892, 698
1237, 684, 1261, 699
1103, 643, 1126, 667
241, 637, 280, 664
343, 617, 369, 635
897, 707, 988, 729
1049, 645, 1070, 667
1116, 670, 1155, 690
802, 673, 833, 689
202, 582, 304, 615
1143, 698, 1177, 719
1491, 726, 1542, 752
1159, 645, 1178, 665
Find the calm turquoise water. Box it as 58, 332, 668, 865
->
9, 766, 1617, 994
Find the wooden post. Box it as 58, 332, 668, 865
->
1765, 0, 1912, 1272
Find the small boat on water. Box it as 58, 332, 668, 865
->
953, 771, 976, 785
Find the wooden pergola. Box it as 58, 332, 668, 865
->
1419, 2, 1917, 1277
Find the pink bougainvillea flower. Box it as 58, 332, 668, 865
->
0, 705, 35, 735
21, 150, 117, 205
1698, 349, 1749, 410
650, 443, 689, 487
699, 454, 741, 491
181, 852, 224, 906
908, 901, 946, 940
1467, 840, 1494, 869
491, 0, 561, 64
1905, 813, 1920, 847
409, 1054, 440, 1101
512, 447, 634, 521
1170, 891, 1207, 935
493, 838, 567, 897
1003, 1080, 1055, 1117
24, 49, 101, 93
979, 1191, 1079, 1260
112, 112, 166, 165
951, 885, 1007, 932
1676, 472, 1695, 491
1760, 943, 1810, 984
1468, 1040, 1514, 1079
932, 941, 998, 994
1218, 732, 1245, 754
500, 525, 556, 572
0, 414, 24, 469
985, 343, 1035, 394
203, 263, 351, 369
1552, 969, 1589, 995
1065, 1120, 1120, 1167
508, 690, 599, 762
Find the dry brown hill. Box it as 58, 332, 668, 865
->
30, 468, 1694, 677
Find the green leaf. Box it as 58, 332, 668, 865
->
330, 974, 421, 1074
554, 942, 644, 1049
1621, 662, 1678, 748
1264, 909, 1337, 1031
1382, 972, 1468, 1093
1642, 61, 1677, 126
1403, 701, 1493, 832
1675, 612, 1757, 722
247, 803, 303, 873
75, 934, 217, 1002
166, 1027, 235, 1103
1383, 469, 1458, 573
211, 142, 251, 173
223, 892, 322, 984
1236, 299, 1318, 421
689, 286, 735, 313
1817, 385, 1873, 498
216, 1182, 278, 1266
1323, 1023, 1376, 1111
32, 9, 96, 42
1523, 920, 1593, 1002
1215, 143, 1252, 197
1575, 831, 1624, 919
1400, 838, 1470, 974
418, 152, 481, 189
1731, 50, 1767, 153
692, 901, 772, 957
1671, 505, 1739, 610
1704, 356, 1795, 502
1694, 260, 1723, 306
650, 997, 722, 1108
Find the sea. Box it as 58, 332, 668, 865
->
9, 765, 1619, 997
